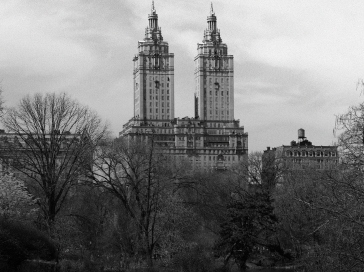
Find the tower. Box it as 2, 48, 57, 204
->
121, 3, 248, 170
194, 4, 234, 121
133, 1, 175, 121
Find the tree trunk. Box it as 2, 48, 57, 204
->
146, 252, 153, 268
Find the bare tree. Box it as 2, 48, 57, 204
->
88, 136, 187, 267
335, 102, 364, 167
0, 92, 107, 230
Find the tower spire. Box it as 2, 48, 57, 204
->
146, 1, 162, 41
206, 2, 217, 35
152, 0, 156, 13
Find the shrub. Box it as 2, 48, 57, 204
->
172, 247, 214, 272
18, 260, 58, 272
58, 259, 85, 272
0, 218, 57, 268
58, 258, 105, 272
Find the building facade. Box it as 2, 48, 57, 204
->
120, 3, 248, 170
194, 4, 234, 121
132, 2, 175, 120
263, 129, 338, 173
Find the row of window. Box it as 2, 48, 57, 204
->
149, 96, 170, 101
290, 159, 337, 163
208, 98, 229, 104
150, 108, 170, 113
149, 82, 170, 87
149, 76, 170, 82
149, 115, 170, 119
285, 151, 336, 157
150, 89, 169, 94
209, 110, 229, 115
207, 78, 229, 84
150, 102, 170, 107
207, 90, 229, 96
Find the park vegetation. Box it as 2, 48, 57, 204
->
1, 92, 364, 272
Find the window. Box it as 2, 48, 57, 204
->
167, 89, 169, 94
167, 83, 169, 87
167, 102, 170, 107
156, 102, 158, 106
167, 109, 169, 113
162, 96, 164, 100
156, 109, 158, 113
162, 102, 164, 107
221, 91, 223, 96
150, 109, 152, 113
150, 102, 152, 106
162, 109, 164, 113
162, 90, 164, 94
167, 96, 169, 100
150, 96, 152, 100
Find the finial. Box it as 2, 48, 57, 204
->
210, 2, 214, 15
152, 1, 156, 13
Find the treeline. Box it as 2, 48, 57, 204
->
1, 92, 364, 272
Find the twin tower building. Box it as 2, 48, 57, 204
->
120, 3, 248, 170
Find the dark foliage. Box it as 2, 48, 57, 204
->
214, 189, 278, 270
172, 246, 214, 272
0, 218, 57, 268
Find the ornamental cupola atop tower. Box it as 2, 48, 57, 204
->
203, 3, 222, 44
145, 1, 163, 42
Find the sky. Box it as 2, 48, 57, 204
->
1, 0, 364, 152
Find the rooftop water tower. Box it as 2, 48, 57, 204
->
298, 128, 306, 142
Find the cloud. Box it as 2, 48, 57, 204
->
0, 0, 363, 151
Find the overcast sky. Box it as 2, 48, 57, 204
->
1, 0, 364, 151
